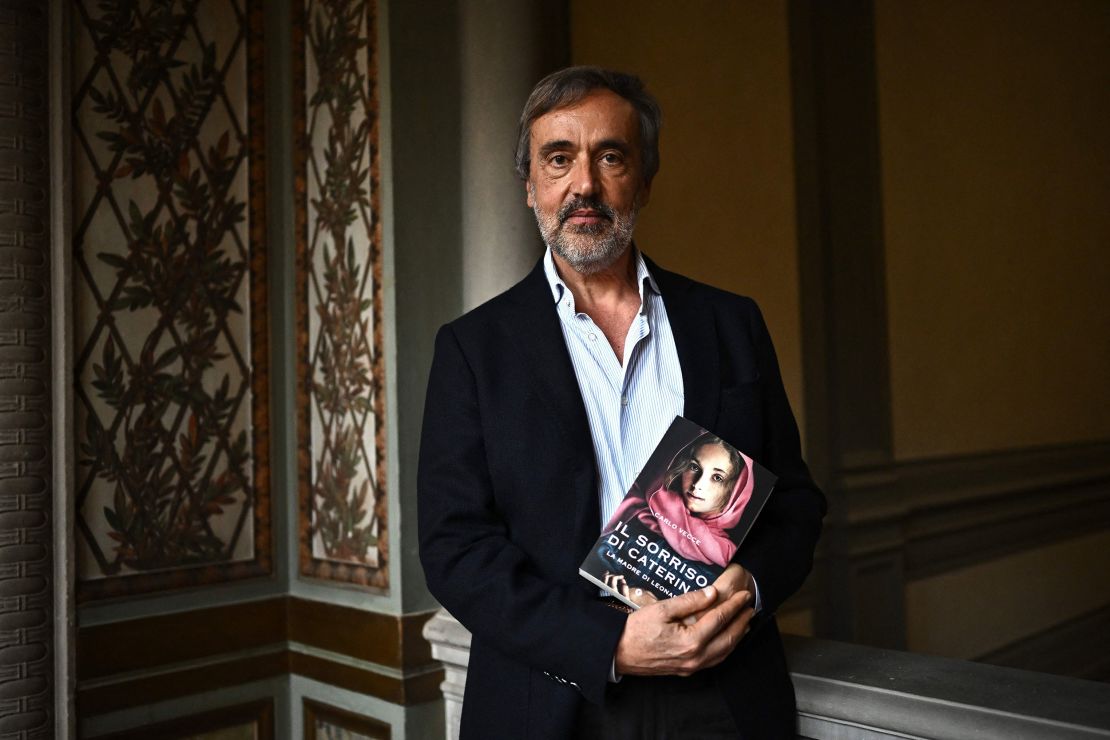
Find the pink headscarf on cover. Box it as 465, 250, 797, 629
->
617, 437, 755, 567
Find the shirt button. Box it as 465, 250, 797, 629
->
589, 333, 597, 341
621, 396, 628, 406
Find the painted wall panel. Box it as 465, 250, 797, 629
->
295, 0, 388, 589
72, 0, 271, 600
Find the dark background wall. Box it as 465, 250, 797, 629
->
571, 0, 1110, 671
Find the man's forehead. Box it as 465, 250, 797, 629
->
529, 89, 640, 144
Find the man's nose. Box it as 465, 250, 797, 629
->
570, 158, 598, 197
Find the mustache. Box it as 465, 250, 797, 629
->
557, 197, 615, 224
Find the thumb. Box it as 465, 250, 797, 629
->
661, 585, 717, 620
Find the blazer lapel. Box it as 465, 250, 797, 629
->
647, 256, 722, 431
506, 260, 601, 560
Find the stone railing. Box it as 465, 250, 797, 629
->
424, 609, 1110, 739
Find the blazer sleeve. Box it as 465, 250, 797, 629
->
417, 324, 626, 705
732, 300, 826, 613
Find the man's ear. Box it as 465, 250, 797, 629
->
525, 180, 535, 208
638, 180, 652, 209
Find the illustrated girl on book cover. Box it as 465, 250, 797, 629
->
611, 431, 755, 568
590, 426, 760, 607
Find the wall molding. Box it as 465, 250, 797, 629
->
832, 440, 1110, 580
93, 699, 275, 740
49, 0, 77, 734
303, 698, 391, 740
978, 603, 1110, 682
77, 597, 440, 715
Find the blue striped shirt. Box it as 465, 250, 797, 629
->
543, 249, 684, 530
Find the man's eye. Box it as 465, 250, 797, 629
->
601, 153, 622, 165
549, 154, 569, 166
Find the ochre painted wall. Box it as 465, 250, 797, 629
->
876, 0, 1110, 461
776, 607, 815, 638
569, 1, 1110, 657
906, 530, 1110, 659
569, 0, 806, 436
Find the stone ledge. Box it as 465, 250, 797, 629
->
421, 611, 1110, 740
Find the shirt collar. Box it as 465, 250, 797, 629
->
542, 247, 660, 311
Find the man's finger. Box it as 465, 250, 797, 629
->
710, 563, 751, 598
687, 590, 750, 642
657, 586, 717, 621
682, 586, 751, 627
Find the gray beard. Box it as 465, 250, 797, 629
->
532, 197, 638, 276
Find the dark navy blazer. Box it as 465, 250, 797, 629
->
418, 255, 826, 739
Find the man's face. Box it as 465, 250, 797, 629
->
526, 89, 651, 275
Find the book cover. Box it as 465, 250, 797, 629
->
579, 416, 776, 609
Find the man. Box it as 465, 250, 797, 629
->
419, 67, 825, 738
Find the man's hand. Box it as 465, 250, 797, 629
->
614, 585, 754, 677
713, 563, 755, 604
681, 563, 757, 624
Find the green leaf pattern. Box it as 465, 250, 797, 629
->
307, 0, 381, 564
76, 0, 252, 574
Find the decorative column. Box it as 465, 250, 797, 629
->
790, 0, 905, 648
0, 1, 58, 737
422, 610, 472, 740
458, 0, 568, 309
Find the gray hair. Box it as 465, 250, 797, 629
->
514, 66, 662, 184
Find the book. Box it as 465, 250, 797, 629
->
579, 416, 776, 609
